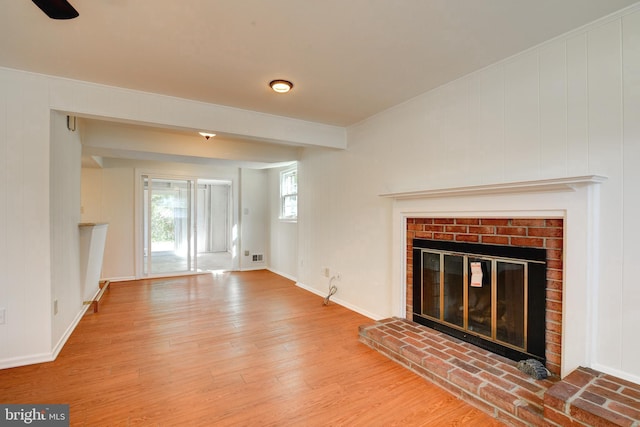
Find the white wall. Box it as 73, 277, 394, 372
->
0, 64, 339, 368
239, 169, 268, 270
268, 165, 298, 281
297, 7, 640, 382
0, 69, 52, 367
49, 111, 84, 356
81, 160, 242, 279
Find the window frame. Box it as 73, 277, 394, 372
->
279, 166, 298, 222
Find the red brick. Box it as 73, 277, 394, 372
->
434, 218, 455, 224
546, 289, 562, 302
586, 385, 640, 410
421, 337, 448, 351
479, 371, 517, 391
455, 218, 480, 225
400, 344, 426, 365
414, 218, 434, 224
528, 227, 564, 238
449, 358, 482, 374
545, 382, 581, 411
594, 378, 623, 392
517, 402, 546, 426
547, 313, 563, 326
546, 219, 564, 227
564, 368, 598, 388
404, 336, 426, 349
450, 368, 485, 393
546, 249, 563, 260
545, 238, 564, 249
496, 409, 530, 427
468, 225, 496, 234
430, 374, 463, 397
460, 390, 497, 416
580, 390, 607, 405
604, 374, 640, 390
407, 223, 423, 231
546, 259, 564, 269
512, 218, 546, 227
543, 406, 583, 427
511, 237, 545, 247
546, 320, 562, 334
504, 373, 545, 394
445, 225, 468, 233
433, 233, 454, 241
570, 398, 635, 427
381, 335, 405, 353
621, 386, 640, 400
546, 353, 562, 370
455, 234, 480, 242
496, 226, 527, 236
547, 342, 562, 356
424, 224, 444, 232
415, 231, 434, 239
481, 218, 511, 226
547, 300, 562, 312
421, 355, 455, 378
608, 401, 640, 422
547, 279, 563, 291
480, 383, 519, 414
515, 386, 545, 407
481, 235, 510, 245
444, 346, 473, 360
547, 269, 563, 280
473, 360, 506, 377
545, 331, 562, 345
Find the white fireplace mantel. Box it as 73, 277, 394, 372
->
380, 175, 607, 200
385, 174, 608, 378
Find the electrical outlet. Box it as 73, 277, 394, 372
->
322, 267, 330, 278
54, 299, 58, 315
244, 250, 250, 256
0, 308, 6, 325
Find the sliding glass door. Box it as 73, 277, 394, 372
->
142, 176, 195, 275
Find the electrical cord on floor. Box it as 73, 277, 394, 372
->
323, 276, 338, 306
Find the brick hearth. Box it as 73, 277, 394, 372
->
359, 317, 640, 426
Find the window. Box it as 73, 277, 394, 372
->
280, 167, 297, 220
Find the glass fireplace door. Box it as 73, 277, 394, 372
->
418, 249, 530, 354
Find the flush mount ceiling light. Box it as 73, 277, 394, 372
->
269, 79, 293, 93
199, 132, 216, 140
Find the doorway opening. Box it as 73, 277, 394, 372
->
141, 175, 232, 276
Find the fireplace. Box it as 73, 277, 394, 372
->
383, 175, 605, 378
412, 238, 546, 364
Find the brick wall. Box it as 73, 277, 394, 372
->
406, 217, 564, 376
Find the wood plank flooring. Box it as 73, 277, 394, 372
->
0, 270, 504, 426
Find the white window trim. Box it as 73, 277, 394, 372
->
279, 166, 297, 222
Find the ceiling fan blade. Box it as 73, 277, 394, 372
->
31, 0, 79, 19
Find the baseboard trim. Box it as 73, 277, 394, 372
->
51, 303, 92, 361
295, 281, 382, 321
267, 268, 297, 282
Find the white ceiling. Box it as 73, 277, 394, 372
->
2, 0, 638, 128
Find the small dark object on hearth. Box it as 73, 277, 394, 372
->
517, 359, 550, 380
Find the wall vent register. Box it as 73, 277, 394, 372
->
413, 239, 546, 363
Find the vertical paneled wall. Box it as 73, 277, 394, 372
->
0, 69, 53, 365
49, 111, 83, 348
299, 7, 640, 381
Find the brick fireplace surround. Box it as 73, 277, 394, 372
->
359, 215, 640, 426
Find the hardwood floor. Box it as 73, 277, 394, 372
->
0, 271, 504, 426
